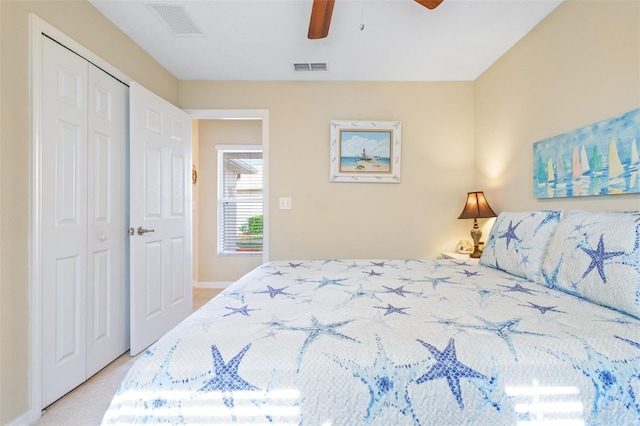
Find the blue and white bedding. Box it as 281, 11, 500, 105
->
103, 258, 640, 425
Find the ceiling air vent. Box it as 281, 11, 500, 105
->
149, 3, 205, 37
293, 62, 328, 72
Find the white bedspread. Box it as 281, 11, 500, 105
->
102, 259, 640, 425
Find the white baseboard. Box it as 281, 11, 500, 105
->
193, 281, 232, 289
6, 410, 32, 426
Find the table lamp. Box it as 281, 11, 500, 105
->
457, 191, 497, 258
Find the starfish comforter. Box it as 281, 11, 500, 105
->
103, 210, 640, 425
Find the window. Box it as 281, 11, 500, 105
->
217, 146, 263, 255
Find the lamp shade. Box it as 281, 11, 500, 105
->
457, 191, 497, 220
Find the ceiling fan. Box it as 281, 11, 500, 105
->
308, 0, 444, 39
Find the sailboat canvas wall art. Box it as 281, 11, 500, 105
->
330, 120, 402, 183
533, 108, 640, 199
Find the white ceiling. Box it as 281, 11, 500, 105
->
88, 0, 563, 81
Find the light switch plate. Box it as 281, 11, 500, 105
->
279, 197, 292, 209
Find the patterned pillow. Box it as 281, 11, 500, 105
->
480, 210, 562, 282
540, 210, 640, 319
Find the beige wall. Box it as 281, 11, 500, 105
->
180, 82, 477, 264
0, 1, 178, 423
197, 120, 264, 282
476, 0, 640, 214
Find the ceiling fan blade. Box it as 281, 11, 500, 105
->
414, 0, 444, 10
308, 0, 335, 39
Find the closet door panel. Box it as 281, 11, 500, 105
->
86, 63, 128, 377
41, 37, 88, 407
41, 36, 128, 406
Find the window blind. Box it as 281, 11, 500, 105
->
218, 150, 263, 254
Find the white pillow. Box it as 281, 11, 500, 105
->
480, 210, 562, 283
540, 210, 640, 319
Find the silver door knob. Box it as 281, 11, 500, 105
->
137, 226, 155, 235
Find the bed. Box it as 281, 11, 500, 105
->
102, 210, 640, 425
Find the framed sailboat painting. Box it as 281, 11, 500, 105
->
533, 108, 640, 198
329, 120, 402, 183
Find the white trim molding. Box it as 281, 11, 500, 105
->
193, 281, 233, 289
5, 411, 31, 426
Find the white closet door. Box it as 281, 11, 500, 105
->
129, 82, 192, 356
86, 63, 128, 376
41, 37, 89, 406
41, 36, 128, 407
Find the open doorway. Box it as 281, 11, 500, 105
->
188, 110, 269, 288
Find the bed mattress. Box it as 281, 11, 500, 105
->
102, 259, 640, 425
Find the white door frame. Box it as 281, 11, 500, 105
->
29, 14, 270, 424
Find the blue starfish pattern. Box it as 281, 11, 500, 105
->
596, 315, 640, 326
452, 260, 476, 267
548, 339, 640, 417
115, 343, 197, 418
222, 289, 246, 304
262, 315, 292, 329
140, 343, 181, 386
199, 344, 258, 411
340, 284, 383, 306
615, 335, 640, 350
468, 284, 505, 306
330, 336, 426, 423
459, 316, 543, 361
430, 317, 463, 330
315, 276, 349, 290
193, 318, 216, 333
498, 282, 538, 295
254, 285, 293, 299
518, 254, 530, 267
499, 219, 522, 250
224, 304, 259, 317
573, 220, 593, 233
382, 285, 415, 297
416, 338, 487, 409
580, 234, 625, 283
374, 303, 409, 316
343, 261, 365, 271
459, 269, 480, 278
291, 275, 316, 285
420, 275, 455, 290
519, 301, 564, 314
364, 269, 383, 277
285, 316, 359, 372
533, 210, 561, 234
618, 225, 640, 295
541, 256, 562, 287
321, 259, 345, 265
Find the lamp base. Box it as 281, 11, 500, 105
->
469, 220, 482, 259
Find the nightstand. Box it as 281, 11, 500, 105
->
440, 251, 480, 264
